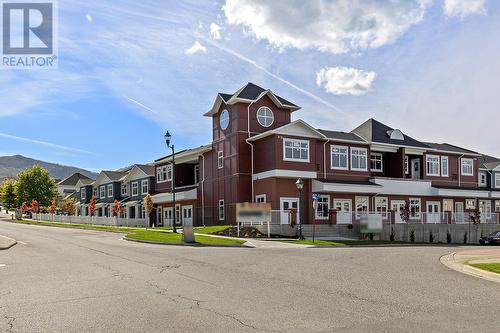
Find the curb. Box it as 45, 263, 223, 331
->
123, 236, 252, 248
440, 252, 500, 284
0, 235, 17, 250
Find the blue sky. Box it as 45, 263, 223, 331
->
1, 0, 499, 171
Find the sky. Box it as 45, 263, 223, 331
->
1, 0, 499, 172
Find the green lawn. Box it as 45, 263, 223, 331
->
280, 239, 347, 247
193, 225, 231, 234
470, 263, 500, 274
279, 239, 426, 246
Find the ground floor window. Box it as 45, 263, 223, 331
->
315, 195, 330, 219
479, 200, 492, 218
355, 196, 368, 218
410, 198, 421, 218
218, 200, 224, 220
256, 194, 266, 203
496, 201, 500, 213
375, 197, 388, 217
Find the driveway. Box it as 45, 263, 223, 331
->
0, 220, 499, 332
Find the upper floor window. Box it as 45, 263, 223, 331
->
331, 145, 348, 170
479, 172, 487, 187
495, 174, 500, 188
284, 138, 309, 162
121, 183, 128, 196
81, 187, 86, 200
256, 107, 274, 128
217, 151, 224, 169
107, 184, 113, 198
426, 155, 440, 176
131, 182, 139, 196
404, 156, 409, 174
370, 153, 383, 172
351, 148, 367, 171
441, 156, 449, 177
461, 158, 473, 176
194, 165, 199, 184
100, 186, 105, 199
219, 109, 229, 130
93, 187, 98, 198
218, 200, 225, 221
156, 165, 172, 183
141, 179, 149, 195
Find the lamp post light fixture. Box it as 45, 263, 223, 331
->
164, 131, 177, 233
295, 178, 304, 240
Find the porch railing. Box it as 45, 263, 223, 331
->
31, 213, 148, 227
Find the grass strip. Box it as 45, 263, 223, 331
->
470, 263, 500, 274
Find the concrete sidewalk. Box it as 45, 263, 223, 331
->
441, 248, 500, 284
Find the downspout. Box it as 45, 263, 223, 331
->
323, 139, 330, 179
458, 154, 464, 187
200, 153, 206, 226
245, 101, 256, 202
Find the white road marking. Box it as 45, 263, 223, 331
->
0, 264, 6, 267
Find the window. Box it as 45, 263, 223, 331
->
141, 205, 146, 219
121, 183, 128, 196
466, 199, 476, 209
375, 197, 388, 217
479, 172, 487, 187
331, 145, 348, 170
351, 148, 368, 171
194, 165, 199, 184
495, 201, 500, 213
100, 186, 105, 199
410, 198, 421, 218
461, 158, 473, 176
220, 109, 229, 130
156, 165, 172, 183
441, 156, 449, 177
355, 196, 368, 218
81, 187, 86, 200
495, 174, 500, 188
256, 106, 274, 127
370, 153, 383, 172
255, 194, 266, 203
405, 156, 409, 174
315, 195, 330, 219
284, 138, 309, 162
426, 155, 440, 176
218, 200, 224, 220
131, 182, 138, 196
107, 184, 113, 198
217, 151, 224, 169
141, 179, 149, 195
93, 187, 98, 198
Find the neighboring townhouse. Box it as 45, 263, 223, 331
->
84, 170, 128, 217
120, 164, 156, 220
477, 154, 500, 215
57, 172, 93, 197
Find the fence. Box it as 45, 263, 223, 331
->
32, 213, 148, 227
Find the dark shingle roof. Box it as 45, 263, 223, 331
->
58, 173, 92, 186
422, 142, 478, 155
477, 154, 500, 170
102, 171, 127, 181
135, 164, 155, 176
317, 129, 366, 143
219, 93, 232, 102
222, 82, 298, 107
351, 118, 429, 149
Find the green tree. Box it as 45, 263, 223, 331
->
16, 165, 57, 207
0, 179, 17, 210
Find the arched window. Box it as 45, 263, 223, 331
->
256, 107, 274, 127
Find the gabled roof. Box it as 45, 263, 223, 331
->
121, 164, 156, 182
422, 142, 480, 156
102, 171, 127, 181
478, 154, 500, 170
316, 129, 367, 144
204, 82, 300, 116
75, 178, 93, 189
57, 173, 92, 186
247, 119, 327, 142
155, 145, 212, 164
351, 118, 430, 149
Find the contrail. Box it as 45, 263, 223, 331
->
0, 132, 92, 154
124, 96, 159, 115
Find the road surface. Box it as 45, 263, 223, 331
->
0, 220, 499, 332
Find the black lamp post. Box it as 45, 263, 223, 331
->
295, 178, 304, 240
165, 131, 177, 233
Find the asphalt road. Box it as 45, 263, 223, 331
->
0, 220, 499, 333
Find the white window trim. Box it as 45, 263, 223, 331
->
283, 138, 310, 163
194, 165, 199, 184
330, 145, 349, 170
107, 184, 114, 198
478, 171, 487, 187
350, 147, 368, 171
461, 158, 474, 176
256, 106, 274, 128
409, 198, 421, 219
495, 174, 500, 189
81, 188, 86, 200
157, 165, 173, 183
100, 186, 105, 199
217, 151, 224, 169
141, 179, 149, 195
375, 197, 388, 218
426, 154, 440, 176
218, 199, 225, 221
121, 183, 128, 196
131, 182, 139, 196
370, 152, 383, 172
93, 188, 98, 198
355, 196, 369, 218
255, 194, 267, 203
315, 194, 330, 220
441, 156, 449, 177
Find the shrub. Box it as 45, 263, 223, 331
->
368, 233, 374, 241
410, 230, 415, 243
429, 231, 434, 243
390, 228, 395, 242
446, 230, 452, 244
463, 232, 467, 244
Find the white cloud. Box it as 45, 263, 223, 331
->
443, 0, 487, 18
223, 0, 432, 54
316, 67, 376, 96
184, 40, 207, 55
85, 14, 93, 23
210, 22, 222, 39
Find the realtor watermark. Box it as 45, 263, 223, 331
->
1, 0, 58, 68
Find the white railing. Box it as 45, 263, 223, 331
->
31, 213, 149, 227
453, 212, 499, 224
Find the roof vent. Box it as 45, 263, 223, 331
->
387, 129, 404, 140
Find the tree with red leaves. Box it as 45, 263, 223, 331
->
31, 199, 40, 214
21, 202, 29, 216
111, 199, 122, 217
48, 198, 57, 214
89, 196, 96, 224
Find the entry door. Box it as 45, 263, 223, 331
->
157, 207, 163, 226
334, 199, 352, 224
164, 208, 173, 226
182, 205, 193, 226
280, 198, 299, 225
411, 159, 420, 179
427, 202, 441, 223
391, 200, 405, 223
455, 202, 464, 223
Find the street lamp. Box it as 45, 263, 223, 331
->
295, 178, 304, 240
164, 131, 177, 233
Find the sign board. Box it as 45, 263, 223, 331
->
465, 199, 476, 210
312, 194, 321, 201
360, 214, 383, 234
236, 202, 271, 223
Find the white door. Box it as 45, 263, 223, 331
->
411, 159, 420, 179
182, 205, 193, 226
455, 202, 464, 223
391, 200, 406, 223
164, 208, 173, 226
157, 207, 163, 226
280, 198, 299, 225
426, 202, 441, 223
334, 199, 352, 224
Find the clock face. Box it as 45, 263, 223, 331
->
220, 109, 229, 130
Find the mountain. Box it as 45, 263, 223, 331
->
0, 155, 97, 181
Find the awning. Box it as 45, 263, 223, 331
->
312, 179, 381, 194
95, 203, 106, 208
124, 200, 140, 206
152, 188, 197, 204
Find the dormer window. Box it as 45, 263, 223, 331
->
387, 129, 404, 140
257, 107, 274, 128
219, 109, 229, 130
